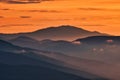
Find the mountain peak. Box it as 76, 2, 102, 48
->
0, 25, 108, 41
57, 25, 80, 29
22, 25, 108, 41
34, 25, 88, 33
11, 36, 39, 42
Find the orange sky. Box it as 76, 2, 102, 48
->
0, 0, 120, 35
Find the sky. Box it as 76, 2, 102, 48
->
0, 0, 120, 35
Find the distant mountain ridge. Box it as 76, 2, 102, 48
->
9, 35, 120, 65
0, 25, 108, 41
75, 36, 120, 44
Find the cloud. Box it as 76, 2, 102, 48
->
41, 0, 55, 1
98, 1, 120, 4
0, 16, 4, 18
6, 0, 41, 4
0, 8, 11, 11
81, 24, 105, 26
0, 24, 33, 28
20, 16, 31, 18
75, 17, 108, 20
0, 0, 55, 4
26, 10, 62, 13
78, 8, 120, 11
37, 18, 71, 21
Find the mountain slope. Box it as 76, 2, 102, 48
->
0, 39, 27, 52
0, 63, 90, 80
0, 39, 105, 80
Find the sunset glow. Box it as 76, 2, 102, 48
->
0, 0, 120, 35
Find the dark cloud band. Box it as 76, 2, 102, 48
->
0, 0, 55, 4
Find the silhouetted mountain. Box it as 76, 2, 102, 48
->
9, 36, 61, 50
9, 35, 120, 64
27, 25, 108, 41
9, 36, 41, 48
75, 36, 120, 45
10, 38, 81, 54
39, 39, 53, 43
11, 36, 38, 42
0, 25, 108, 41
9, 36, 120, 63
37, 40, 81, 53
13, 36, 120, 63
0, 39, 106, 80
